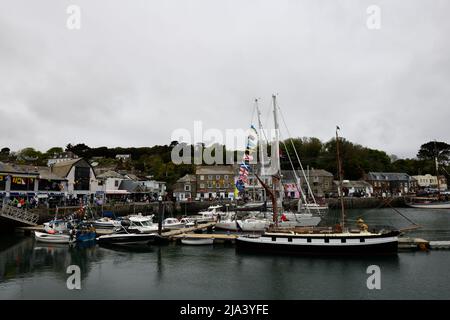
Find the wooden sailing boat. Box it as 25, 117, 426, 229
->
235, 96, 400, 255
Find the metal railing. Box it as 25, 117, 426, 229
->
0, 205, 39, 225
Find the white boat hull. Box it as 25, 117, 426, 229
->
181, 238, 214, 245
215, 220, 239, 231
34, 231, 71, 244
93, 219, 122, 229
237, 220, 269, 232
406, 202, 450, 209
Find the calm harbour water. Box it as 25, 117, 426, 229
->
1, 208, 450, 300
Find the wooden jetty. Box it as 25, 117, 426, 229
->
429, 241, 450, 250
161, 222, 216, 238
398, 237, 430, 251
171, 233, 238, 244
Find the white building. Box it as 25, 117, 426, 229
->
50, 158, 98, 197
412, 174, 447, 190
115, 154, 131, 160
96, 170, 125, 192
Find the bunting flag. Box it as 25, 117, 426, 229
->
235, 125, 259, 193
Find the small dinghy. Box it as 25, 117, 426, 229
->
181, 238, 214, 245
34, 231, 71, 244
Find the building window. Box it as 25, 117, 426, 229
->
216, 175, 220, 180
224, 175, 229, 180
208, 175, 213, 180
200, 175, 204, 180
184, 185, 191, 191
74, 167, 90, 191
10, 176, 35, 191
200, 183, 205, 189
114, 180, 119, 187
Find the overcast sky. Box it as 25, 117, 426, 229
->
1, 0, 449, 158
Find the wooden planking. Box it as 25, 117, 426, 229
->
161, 222, 216, 237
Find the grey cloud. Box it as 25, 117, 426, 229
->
0, 0, 449, 157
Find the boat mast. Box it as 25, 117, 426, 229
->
434, 141, 441, 194
256, 99, 266, 202
336, 126, 345, 229
272, 94, 283, 214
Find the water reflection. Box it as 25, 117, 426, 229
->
0, 236, 103, 284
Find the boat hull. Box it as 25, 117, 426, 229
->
215, 221, 239, 231
181, 238, 214, 245
97, 233, 158, 246
236, 233, 399, 256
237, 220, 268, 232
34, 231, 70, 244
92, 221, 121, 229
406, 202, 450, 209
76, 231, 97, 242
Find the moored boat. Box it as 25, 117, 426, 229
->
92, 217, 122, 229
163, 218, 185, 230
215, 219, 239, 231
34, 231, 70, 244
236, 229, 400, 255
405, 197, 450, 209
237, 218, 269, 232
235, 96, 400, 256
127, 214, 158, 233
181, 238, 214, 245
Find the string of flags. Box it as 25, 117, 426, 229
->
235, 125, 259, 196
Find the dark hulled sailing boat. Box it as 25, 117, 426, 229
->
235, 96, 400, 255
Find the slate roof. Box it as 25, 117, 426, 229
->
367, 172, 412, 181
176, 174, 197, 183
196, 165, 235, 175
97, 170, 124, 180
281, 169, 333, 183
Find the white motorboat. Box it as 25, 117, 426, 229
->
127, 214, 158, 233
194, 211, 216, 223
96, 229, 159, 246
34, 231, 71, 244
215, 212, 238, 231
406, 202, 450, 209
181, 238, 214, 245
43, 219, 69, 233
237, 218, 270, 232
163, 218, 185, 230
180, 217, 196, 227
405, 197, 450, 209
92, 217, 122, 229
215, 219, 239, 231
